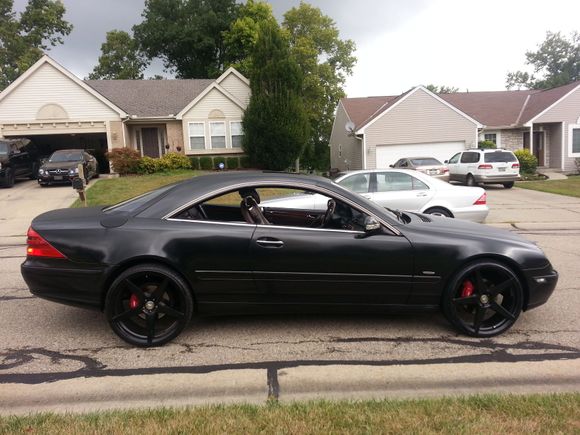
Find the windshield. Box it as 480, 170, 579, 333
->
0, 143, 7, 155
104, 184, 176, 214
411, 158, 442, 166
484, 152, 517, 163
49, 151, 83, 163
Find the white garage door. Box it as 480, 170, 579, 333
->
375, 142, 466, 168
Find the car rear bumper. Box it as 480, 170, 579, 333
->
523, 264, 558, 310
21, 258, 107, 310
452, 206, 490, 223
474, 174, 520, 183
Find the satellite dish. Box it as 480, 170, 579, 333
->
345, 121, 355, 135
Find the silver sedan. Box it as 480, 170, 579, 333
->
262, 169, 489, 222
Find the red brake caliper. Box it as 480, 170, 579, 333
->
461, 280, 474, 298
129, 293, 139, 309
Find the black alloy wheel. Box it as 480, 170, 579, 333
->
442, 260, 523, 337
465, 174, 477, 187
105, 264, 193, 347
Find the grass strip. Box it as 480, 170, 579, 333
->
1, 393, 579, 434
516, 176, 580, 198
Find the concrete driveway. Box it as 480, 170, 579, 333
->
0, 185, 579, 414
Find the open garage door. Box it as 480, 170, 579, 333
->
375, 142, 466, 169
4, 133, 110, 174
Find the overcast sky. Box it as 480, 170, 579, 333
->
13, 0, 580, 97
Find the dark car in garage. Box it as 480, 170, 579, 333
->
38, 149, 99, 186
0, 138, 39, 188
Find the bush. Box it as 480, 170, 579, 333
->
226, 157, 239, 169
189, 156, 200, 170
138, 156, 158, 174
214, 156, 226, 169
240, 155, 251, 169
199, 156, 213, 170
478, 140, 497, 149
160, 152, 191, 170
514, 149, 538, 174
106, 148, 141, 175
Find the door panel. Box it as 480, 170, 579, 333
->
250, 226, 414, 305
141, 128, 160, 158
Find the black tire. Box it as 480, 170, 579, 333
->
424, 207, 453, 218
465, 174, 477, 187
503, 182, 514, 189
105, 264, 193, 347
442, 260, 523, 337
29, 162, 38, 180
2, 169, 15, 188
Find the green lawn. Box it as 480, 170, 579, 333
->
1, 394, 578, 434
71, 170, 201, 208
516, 176, 580, 198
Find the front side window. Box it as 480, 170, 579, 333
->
338, 173, 370, 193
230, 121, 243, 148
188, 122, 205, 150
210, 122, 226, 149
448, 153, 460, 164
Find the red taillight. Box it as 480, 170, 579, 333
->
478, 164, 493, 169
442, 167, 449, 173
473, 192, 487, 205
26, 227, 66, 258
512, 163, 520, 168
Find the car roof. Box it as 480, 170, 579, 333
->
463, 148, 514, 153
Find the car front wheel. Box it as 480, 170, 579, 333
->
105, 264, 193, 347
442, 260, 523, 337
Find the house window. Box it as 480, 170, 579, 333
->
484, 133, 497, 144
571, 127, 580, 155
210, 121, 226, 148
230, 121, 243, 148
188, 122, 205, 150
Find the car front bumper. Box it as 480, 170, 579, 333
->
38, 172, 75, 184
523, 264, 558, 310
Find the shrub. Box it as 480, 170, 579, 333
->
478, 140, 497, 149
214, 156, 226, 169
240, 155, 251, 169
199, 156, 213, 170
160, 152, 191, 170
226, 157, 239, 169
189, 156, 200, 170
138, 156, 158, 174
106, 148, 141, 175
514, 149, 538, 174
575, 158, 580, 174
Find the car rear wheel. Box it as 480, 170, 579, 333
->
465, 174, 477, 187
442, 260, 523, 337
105, 264, 193, 347
424, 207, 453, 218
2, 169, 15, 188
503, 182, 514, 189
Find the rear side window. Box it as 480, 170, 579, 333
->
376, 172, 429, 192
460, 152, 480, 163
410, 158, 441, 166
484, 151, 517, 163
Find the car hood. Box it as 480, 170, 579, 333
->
41, 161, 81, 170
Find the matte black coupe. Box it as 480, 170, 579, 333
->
21, 172, 558, 347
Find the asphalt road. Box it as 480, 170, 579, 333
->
1, 180, 579, 413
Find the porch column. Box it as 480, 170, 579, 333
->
529, 124, 533, 155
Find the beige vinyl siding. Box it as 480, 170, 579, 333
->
181, 88, 244, 119
533, 86, 580, 171
363, 89, 477, 169
0, 63, 119, 121
329, 102, 362, 170
549, 123, 563, 169
219, 74, 250, 106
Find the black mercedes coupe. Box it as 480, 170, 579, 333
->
21, 172, 558, 347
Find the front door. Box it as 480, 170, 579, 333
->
523, 131, 545, 166
141, 128, 161, 158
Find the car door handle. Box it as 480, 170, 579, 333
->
416, 192, 428, 197
256, 238, 284, 248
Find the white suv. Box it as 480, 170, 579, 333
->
446, 149, 520, 189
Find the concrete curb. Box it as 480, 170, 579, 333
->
1, 359, 579, 415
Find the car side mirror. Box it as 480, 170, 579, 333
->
389, 164, 394, 168
444, 160, 449, 163
365, 217, 381, 232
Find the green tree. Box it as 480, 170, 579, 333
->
242, 21, 309, 170
0, 0, 72, 90
88, 30, 148, 80
506, 31, 580, 90
222, 0, 277, 77
282, 2, 356, 170
425, 84, 459, 94
133, 0, 239, 78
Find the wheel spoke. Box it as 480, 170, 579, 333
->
112, 308, 140, 322
124, 278, 145, 300
146, 313, 156, 345
152, 279, 169, 303
473, 269, 487, 293
490, 301, 516, 320
452, 294, 479, 306
489, 277, 515, 296
158, 303, 185, 319
473, 306, 486, 334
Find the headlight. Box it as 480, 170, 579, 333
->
38, 168, 45, 175
69, 167, 79, 175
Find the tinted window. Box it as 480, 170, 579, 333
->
460, 152, 480, 163
410, 158, 442, 166
448, 153, 460, 164
484, 152, 517, 163
338, 173, 370, 193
